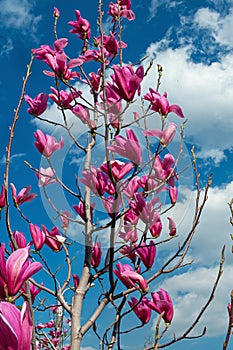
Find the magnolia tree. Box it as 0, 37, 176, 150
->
0, 1, 232, 350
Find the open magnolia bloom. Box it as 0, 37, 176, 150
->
0, 301, 33, 350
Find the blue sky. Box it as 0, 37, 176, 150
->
1, 0, 233, 349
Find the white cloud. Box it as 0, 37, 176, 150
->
0, 0, 41, 34
194, 7, 220, 30
196, 148, 226, 165
143, 44, 233, 157
155, 265, 233, 337
194, 7, 233, 48
0, 38, 13, 56
148, 180, 233, 337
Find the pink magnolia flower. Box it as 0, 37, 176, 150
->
10, 183, 37, 206
146, 288, 174, 324
108, 128, 142, 165
72, 104, 96, 129
128, 297, 152, 324
122, 176, 140, 198
149, 212, 162, 238
42, 225, 64, 252
29, 223, 46, 250
73, 201, 95, 222
53, 7, 60, 18
60, 210, 72, 230
72, 274, 80, 289
84, 48, 110, 64
94, 32, 126, 58
144, 123, 177, 146
135, 241, 156, 269
108, 1, 135, 21
10, 231, 27, 251
0, 185, 6, 210
167, 217, 176, 236
34, 129, 64, 158
102, 196, 121, 218
33, 38, 83, 80
153, 154, 176, 187
132, 193, 160, 224
0, 301, 33, 350
24, 92, 49, 116
49, 87, 81, 109
169, 186, 178, 204
36, 167, 56, 187
119, 223, 138, 243
114, 262, 149, 292
108, 64, 144, 102
100, 160, 133, 181
68, 10, 91, 40
144, 89, 184, 118
80, 167, 115, 196
21, 280, 43, 304
92, 242, 102, 268
89, 70, 101, 93
100, 85, 122, 115
119, 244, 137, 263
0, 244, 42, 298
138, 175, 158, 193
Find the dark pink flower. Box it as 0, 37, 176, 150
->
146, 288, 174, 324
100, 160, 133, 181
10, 183, 37, 206
114, 262, 149, 292
108, 64, 144, 102
49, 87, 81, 109
0, 244, 42, 298
33, 38, 83, 80
0, 301, 33, 350
149, 212, 162, 238
169, 186, 178, 204
0, 185, 6, 210
108, 128, 142, 165
89, 70, 101, 93
72, 274, 80, 289
153, 154, 176, 187
128, 297, 151, 324
80, 167, 115, 196
108, 1, 135, 21
68, 10, 91, 40
119, 244, 137, 263
144, 89, 184, 118
94, 32, 126, 58
24, 92, 48, 116
92, 242, 102, 268
34, 129, 64, 158
42, 225, 64, 252
29, 223, 46, 250
167, 217, 176, 236
135, 241, 156, 269
10, 231, 27, 251
73, 201, 95, 222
